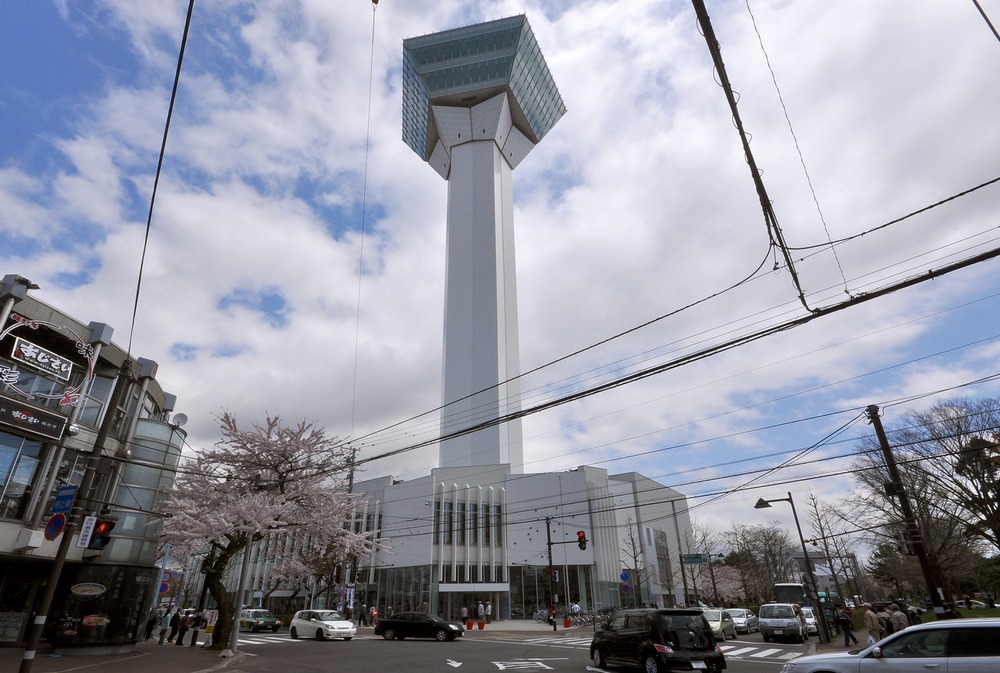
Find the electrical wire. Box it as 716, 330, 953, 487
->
126, 0, 195, 359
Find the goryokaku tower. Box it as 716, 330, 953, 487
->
402, 15, 565, 472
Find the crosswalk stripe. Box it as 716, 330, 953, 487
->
721, 647, 759, 656
749, 648, 783, 657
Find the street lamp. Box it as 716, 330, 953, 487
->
755, 492, 830, 643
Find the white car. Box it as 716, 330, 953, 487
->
780, 618, 1000, 673
801, 607, 818, 634
289, 609, 357, 640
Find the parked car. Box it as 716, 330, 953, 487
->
758, 603, 807, 643
779, 618, 1000, 673
729, 608, 758, 634
289, 609, 356, 640
801, 607, 818, 635
374, 612, 464, 641
589, 608, 726, 673
239, 608, 282, 633
701, 609, 738, 641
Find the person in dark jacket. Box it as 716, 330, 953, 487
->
167, 607, 181, 643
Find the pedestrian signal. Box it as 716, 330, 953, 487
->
577, 530, 588, 550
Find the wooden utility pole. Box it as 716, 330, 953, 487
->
866, 405, 945, 618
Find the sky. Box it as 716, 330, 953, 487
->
2, 0, 999, 548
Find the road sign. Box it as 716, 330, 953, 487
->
52, 484, 78, 514
45, 513, 66, 541
682, 553, 709, 564
76, 514, 97, 548
622, 584, 631, 593
161, 570, 172, 582
159, 582, 170, 594
620, 572, 630, 582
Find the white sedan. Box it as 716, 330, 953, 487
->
289, 609, 357, 640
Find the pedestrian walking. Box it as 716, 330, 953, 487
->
175, 611, 190, 646
158, 607, 172, 645
889, 604, 908, 633
167, 606, 181, 643
144, 607, 158, 640
863, 603, 879, 645
485, 600, 492, 623
461, 605, 468, 622
837, 606, 858, 647
477, 601, 485, 622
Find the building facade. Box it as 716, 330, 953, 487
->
0, 274, 185, 648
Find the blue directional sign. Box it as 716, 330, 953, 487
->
52, 485, 78, 514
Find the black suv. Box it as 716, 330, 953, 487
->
590, 608, 726, 673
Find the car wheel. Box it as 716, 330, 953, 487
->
251, 625, 259, 633
762, 634, 770, 643
272, 626, 280, 633
382, 628, 395, 640
344, 637, 353, 641
592, 648, 607, 668
642, 654, 663, 673
290, 627, 298, 639
435, 629, 448, 641
316, 628, 325, 640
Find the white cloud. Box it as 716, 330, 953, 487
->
4, 0, 1000, 541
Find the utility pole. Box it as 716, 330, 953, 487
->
545, 517, 556, 632
866, 405, 945, 618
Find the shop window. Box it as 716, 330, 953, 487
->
0, 431, 44, 520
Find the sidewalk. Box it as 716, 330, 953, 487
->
0, 620, 587, 673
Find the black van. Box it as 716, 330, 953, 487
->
590, 608, 727, 673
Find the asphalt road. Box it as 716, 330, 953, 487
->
218, 628, 818, 673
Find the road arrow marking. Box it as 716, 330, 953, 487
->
446, 659, 462, 667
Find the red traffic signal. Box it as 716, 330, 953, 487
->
577, 530, 587, 550
87, 518, 116, 551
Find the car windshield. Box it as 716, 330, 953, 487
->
655, 614, 714, 649
802, 608, 814, 618
315, 611, 345, 621
251, 611, 274, 618
702, 610, 722, 621
760, 605, 794, 618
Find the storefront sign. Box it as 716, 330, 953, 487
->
0, 394, 67, 440
11, 336, 73, 381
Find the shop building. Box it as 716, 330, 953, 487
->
0, 274, 185, 648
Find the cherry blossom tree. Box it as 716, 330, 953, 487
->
161, 413, 377, 648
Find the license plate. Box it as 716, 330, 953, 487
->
773, 629, 783, 634
692, 662, 707, 669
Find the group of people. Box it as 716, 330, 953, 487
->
835, 601, 929, 647
146, 605, 204, 646
459, 600, 492, 623
356, 602, 389, 626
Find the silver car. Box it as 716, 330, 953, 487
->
729, 608, 758, 634
759, 603, 808, 643
801, 607, 818, 635
780, 618, 1000, 673
289, 609, 357, 640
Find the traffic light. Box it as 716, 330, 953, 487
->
577, 530, 587, 550
552, 570, 560, 582
87, 518, 116, 551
